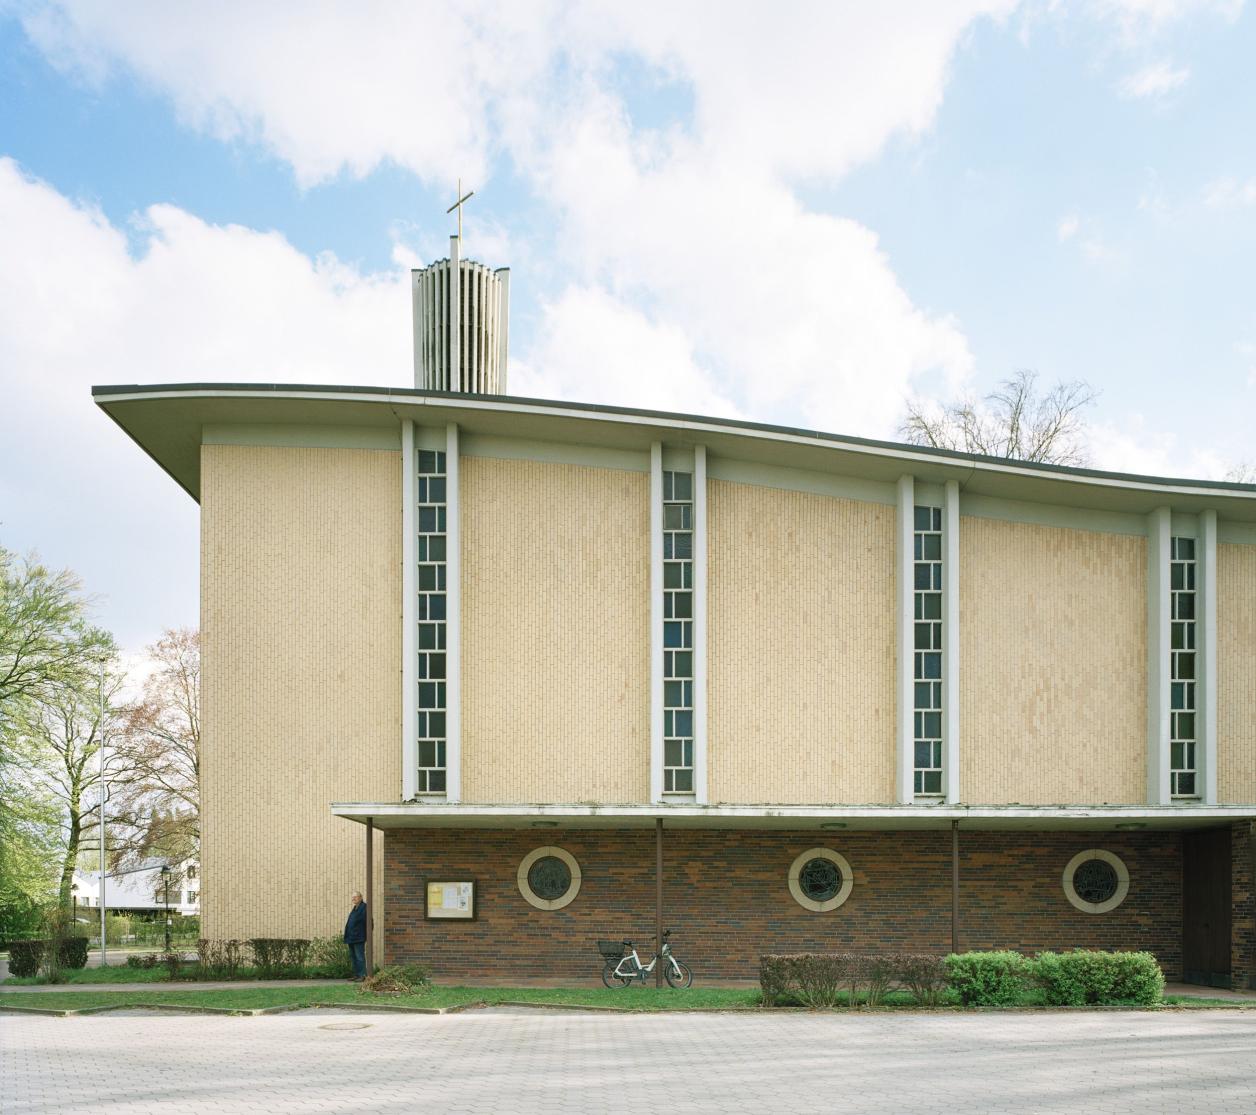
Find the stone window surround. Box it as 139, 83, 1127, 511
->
1062, 848, 1130, 914
787, 847, 854, 912
517, 845, 582, 911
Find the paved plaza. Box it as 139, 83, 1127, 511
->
4, 1006, 1256, 1114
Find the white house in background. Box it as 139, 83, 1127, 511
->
72, 860, 200, 917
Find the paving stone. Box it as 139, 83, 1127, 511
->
2, 1008, 1255, 1113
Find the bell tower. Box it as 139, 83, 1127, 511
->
410, 181, 510, 394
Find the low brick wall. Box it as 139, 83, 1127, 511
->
383, 828, 1183, 981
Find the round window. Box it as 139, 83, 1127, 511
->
798, 857, 842, 902
527, 856, 572, 901
787, 848, 854, 912
517, 846, 581, 911
1062, 849, 1130, 914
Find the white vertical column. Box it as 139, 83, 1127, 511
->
650, 442, 664, 803
1199, 508, 1218, 804
496, 268, 511, 392
943, 479, 961, 805
1147, 506, 1171, 805
448, 236, 461, 393
896, 474, 916, 804
401, 420, 417, 799
692, 445, 709, 805
445, 422, 462, 803
410, 272, 423, 389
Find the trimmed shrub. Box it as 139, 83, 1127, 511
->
361, 964, 430, 994
126, 952, 163, 970
945, 951, 1031, 1006
306, 936, 354, 979
57, 936, 89, 970
249, 938, 311, 978
1108, 951, 1165, 1005
761, 952, 951, 1008
7, 939, 45, 978
1035, 950, 1163, 1006
162, 951, 185, 979
897, 953, 948, 1007
196, 939, 244, 980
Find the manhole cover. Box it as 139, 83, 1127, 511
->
318, 1022, 373, 1031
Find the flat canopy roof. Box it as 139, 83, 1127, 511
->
330, 801, 1256, 832
93, 382, 1256, 520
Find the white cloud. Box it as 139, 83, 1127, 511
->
0, 158, 410, 648
1057, 214, 1080, 240
1203, 176, 1256, 207
1117, 60, 1190, 97
1097, 0, 1244, 37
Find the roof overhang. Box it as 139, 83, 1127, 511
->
330, 801, 1256, 832
92, 383, 1256, 519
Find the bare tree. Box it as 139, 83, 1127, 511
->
14, 667, 124, 908
901, 370, 1098, 466
108, 630, 200, 892
1224, 462, 1256, 484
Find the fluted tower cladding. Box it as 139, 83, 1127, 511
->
411, 234, 510, 394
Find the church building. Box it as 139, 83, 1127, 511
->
95, 230, 1256, 988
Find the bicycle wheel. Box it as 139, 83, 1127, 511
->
665, 959, 692, 989
602, 962, 632, 988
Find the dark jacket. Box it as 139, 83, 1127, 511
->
343, 901, 367, 944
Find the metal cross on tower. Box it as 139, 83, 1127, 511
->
447, 178, 474, 242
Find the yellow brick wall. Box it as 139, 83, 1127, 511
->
1219, 541, 1256, 804
707, 480, 896, 804
960, 516, 1145, 804
460, 457, 651, 803
200, 444, 399, 949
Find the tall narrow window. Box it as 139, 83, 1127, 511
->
662, 470, 694, 794
913, 505, 943, 796
1170, 536, 1197, 798
416, 449, 448, 794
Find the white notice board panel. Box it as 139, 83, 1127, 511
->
425, 880, 476, 920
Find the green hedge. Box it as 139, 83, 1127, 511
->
759, 950, 1165, 1008
944, 951, 1031, 1006
7, 939, 44, 978
1033, 950, 1164, 1006
58, 936, 89, 970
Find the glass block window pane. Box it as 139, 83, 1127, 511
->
662, 470, 695, 794
1170, 536, 1198, 799
415, 448, 448, 795
913, 505, 945, 797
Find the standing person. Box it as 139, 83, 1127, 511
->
344, 891, 367, 981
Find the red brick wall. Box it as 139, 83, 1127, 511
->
1234, 821, 1256, 990
383, 828, 1183, 981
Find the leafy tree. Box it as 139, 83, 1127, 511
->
901, 369, 1098, 466
0, 546, 113, 927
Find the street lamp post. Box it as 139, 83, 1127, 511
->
161, 865, 171, 953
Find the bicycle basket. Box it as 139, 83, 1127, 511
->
597, 940, 626, 961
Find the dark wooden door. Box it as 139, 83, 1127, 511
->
1182, 828, 1232, 988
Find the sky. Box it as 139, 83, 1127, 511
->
1, 0, 1254, 655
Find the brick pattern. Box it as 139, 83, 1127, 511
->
200, 444, 398, 946
1234, 821, 1256, 990
383, 828, 1183, 980
707, 481, 897, 804
1219, 543, 1256, 803
960, 516, 1147, 805
459, 457, 650, 804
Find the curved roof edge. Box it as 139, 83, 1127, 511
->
91, 382, 1256, 513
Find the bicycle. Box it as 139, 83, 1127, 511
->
598, 929, 692, 988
